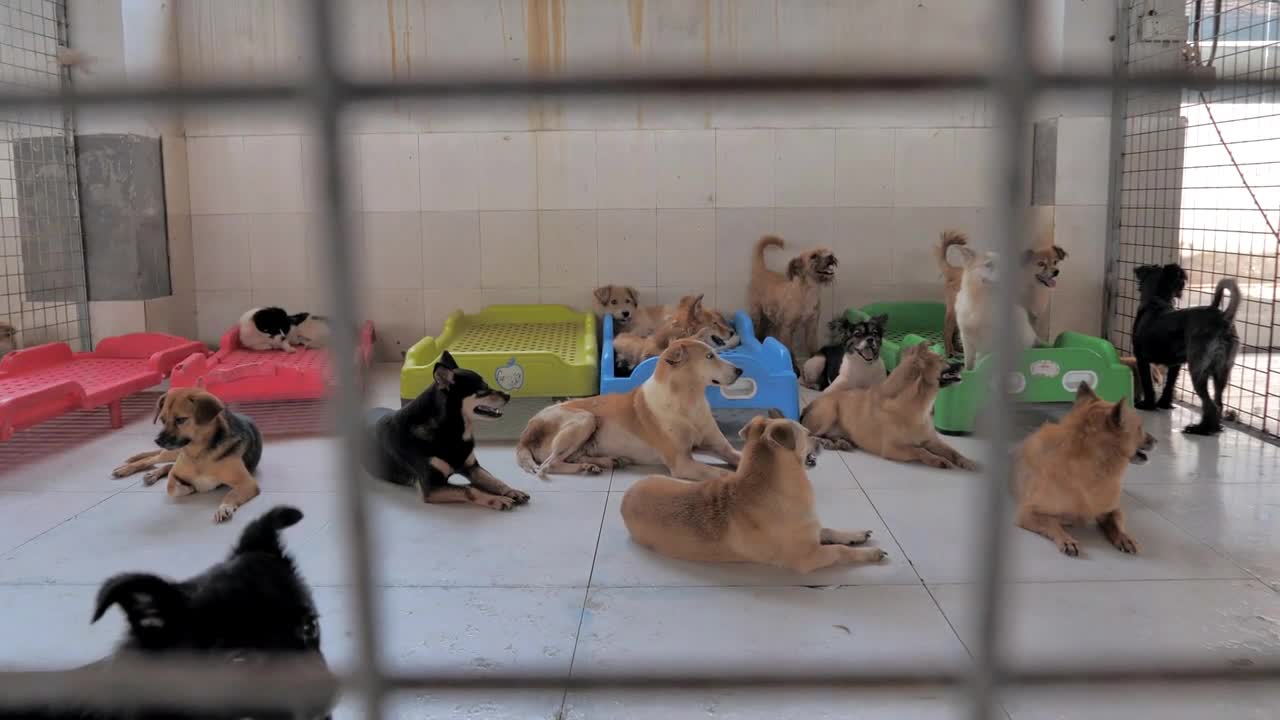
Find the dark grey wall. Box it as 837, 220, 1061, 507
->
76, 133, 171, 300
13, 135, 85, 305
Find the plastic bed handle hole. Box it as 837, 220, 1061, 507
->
720, 377, 757, 400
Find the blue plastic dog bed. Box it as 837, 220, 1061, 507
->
600, 311, 800, 420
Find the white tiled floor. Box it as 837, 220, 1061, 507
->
2, 366, 1280, 718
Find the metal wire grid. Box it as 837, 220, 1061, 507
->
0, 0, 1276, 718
0, 0, 87, 355
1107, 0, 1280, 435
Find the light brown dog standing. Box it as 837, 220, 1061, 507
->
621, 411, 887, 572
112, 388, 263, 523
516, 338, 742, 480
801, 343, 978, 469
748, 235, 837, 367
1014, 383, 1155, 557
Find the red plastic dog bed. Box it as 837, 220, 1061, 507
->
0, 333, 206, 441
169, 322, 376, 402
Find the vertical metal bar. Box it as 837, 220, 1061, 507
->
968, 0, 1035, 716
299, 1, 385, 718
1103, 1, 1133, 338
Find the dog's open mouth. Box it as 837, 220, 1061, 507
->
1037, 273, 1057, 288
473, 405, 505, 419
857, 346, 879, 362
939, 362, 964, 387
1130, 449, 1149, 465
710, 334, 727, 348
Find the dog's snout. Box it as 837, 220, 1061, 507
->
620, 310, 631, 319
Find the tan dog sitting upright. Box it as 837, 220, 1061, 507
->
1015, 383, 1155, 557
112, 388, 263, 523
748, 235, 837, 367
801, 343, 978, 470
516, 338, 742, 480
612, 294, 739, 370
936, 230, 1066, 357
621, 410, 887, 573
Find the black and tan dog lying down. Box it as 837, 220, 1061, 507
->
0, 506, 334, 719
364, 351, 530, 511
621, 410, 886, 572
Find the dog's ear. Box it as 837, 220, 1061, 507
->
233, 506, 304, 558
1053, 245, 1068, 261
191, 393, 225, 424
870, 313, 889, 331
662, 343, 688, 366
152, 393, 167, 424
94, 573, 189, 644
739, 414, 769, 442
766, 407, 785, 420
786, 257, 804, 280
624, 286, 639, 306
688, 294, 705, 316
1108, 400, 1127, 429
433, 361, 455, 388
592, 286, 612, 305
288, 312, 310, 325
764, 421, 798, 452
439, 351, 459, 370
1073, 381, 1099, 405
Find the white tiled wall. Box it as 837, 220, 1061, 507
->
176, 0, 1113, 359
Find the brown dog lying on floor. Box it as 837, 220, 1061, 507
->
748, 235, 837, 368
1014, 383, 1155, 557
936, 229, 1067, 358
621, 410, 887, 572
517, 338, 742, 480
611, 294, 739, 370
112, 388, 264, 523
800, 343, 978, 469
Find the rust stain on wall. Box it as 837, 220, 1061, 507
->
526, 0, 565, 129
386, 0, 398, 79
627, 0, 644, 49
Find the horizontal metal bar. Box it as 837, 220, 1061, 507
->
0, 68, 1273, 110
1, 658, 1279, 711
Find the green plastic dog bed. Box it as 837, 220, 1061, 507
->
847, 301, 1132, 434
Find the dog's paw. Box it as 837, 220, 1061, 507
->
504, 488, 531, 505
1112, 533, 1139, 554
844, 530, 872, 545
1133, 400, 1158, 411
956, 457, 981, 471
857, 548, 889, 563
142, 467, 167, 485
1183, 423, 1222, 436
213, 505, 236, 523
1155, 399, 1176, 410
111, 464, 136, 479
923, 456, 957, 470
1057, 538, 1080, 557
484, 495, 517, 511
581, 464, 603, 475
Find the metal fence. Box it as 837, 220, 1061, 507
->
0, 0, 88, 357
1107, 0, 1280, 436
1, 0, 1279, 718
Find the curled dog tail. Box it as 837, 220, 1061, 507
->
232, 506, 303, 558
753, 235, 785, 276
936, 230, 967, 283
1213, 277, 1241, 323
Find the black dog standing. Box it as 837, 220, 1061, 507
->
1131, 264, 1240, 435
363, 352, 530, 510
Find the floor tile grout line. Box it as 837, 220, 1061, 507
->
557, 468, 614, 717
0, 486, 132, 558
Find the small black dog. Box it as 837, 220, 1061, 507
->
1132, 263, 1240, 434
0, 507, 333, 719
800, 314, 888, 392
364, 351, 530, 511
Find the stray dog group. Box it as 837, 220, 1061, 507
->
609, 293, 739, 371
113, 388, 264, 523
239, 306, 330, 352
1131, 263, 1240, 434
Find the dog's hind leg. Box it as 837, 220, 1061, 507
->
780, 543, 887, 573
890, 444, 957, 469
922, 438, 979, 471
1096, 509, 1138, 554
1016, 507, 1080, 556
1184, 371, 1222, 435
1156, 363, 1180, 410
535, 413, 598, 477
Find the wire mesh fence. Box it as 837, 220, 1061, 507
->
0, 0, 88, 357
0, 0, 1278, 718
1108, 0, 1280, 436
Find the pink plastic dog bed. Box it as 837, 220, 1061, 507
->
169, 322, 376, 402
0, 333, 206, 441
